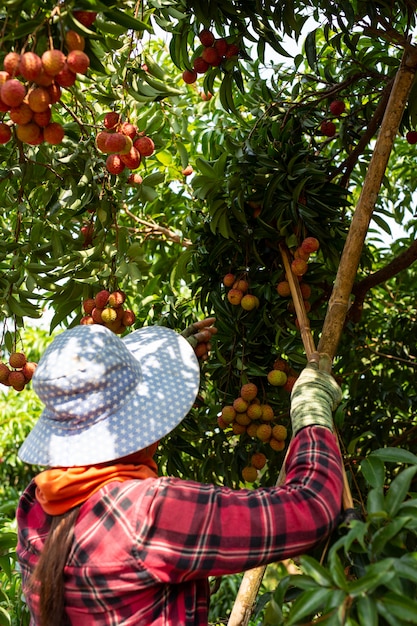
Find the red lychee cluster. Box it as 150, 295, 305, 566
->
0, 352, 37, 391
182, 29, 240, 84
0, 33, 90, 146
223, 274, 259, 311
217, 382, 289, 473
320, 99, 346, 138
95, 111, 154, 182
276, 237, 319, 319
80, 289, 136, 334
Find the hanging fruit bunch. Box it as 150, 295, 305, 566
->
0, 352, 37, 391
80, 289, 136, 335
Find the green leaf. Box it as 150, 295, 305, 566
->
385, 466, 417, 517
369, 517, 411, 558
357, 595, 378, 626
361, 456, 385, 488
378, 592, 417, 622
304, 29, 317, 70
370, 448, 417, 465
103, 8, 152, 32
287, 588, 334, 625
0, 606, 11, 626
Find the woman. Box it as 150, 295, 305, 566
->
16, 320, 343, 625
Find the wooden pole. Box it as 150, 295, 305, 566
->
229, 49, 417, 626
318, 47, 417, 358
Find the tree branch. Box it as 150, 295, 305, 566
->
124, 207, 192, 247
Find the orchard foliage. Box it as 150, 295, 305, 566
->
1, 1, 417, 623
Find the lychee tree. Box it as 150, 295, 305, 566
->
1, 1, 417, 624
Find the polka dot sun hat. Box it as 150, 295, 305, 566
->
18, 324, 200, 467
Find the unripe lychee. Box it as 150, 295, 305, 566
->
199, 29, 215, 47
19, 52, 42, 81
240, 382, 258, 402
241, 294, 259, 311
95, 289, 110, 308
66, 50, 90, 74
267, 370, 287, 386
251, 452, 267, 470
65, 30, 86, 51
3, 52, 21, 76
256, 423, 272, 442
44, 122, 64, 145
223, 273, 235, 287
272, 424, 288, 441
301, 237, 320, 254
0, 122, 12, 144
276, 281, 291, 297
291, 258, 308, 277
182, 69, 197, 84
0, 79, 26, 107
101, 307, 118, 324
106, 154, 125, 175
134, 135, 155, 157
41, 49, 66, 77
241, 466, 258, 482
233, 397, 249, 413
28, 87, 51, 113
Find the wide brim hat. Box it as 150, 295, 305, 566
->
18, 324, 200, 467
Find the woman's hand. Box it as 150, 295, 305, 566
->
181, 317, 217, 360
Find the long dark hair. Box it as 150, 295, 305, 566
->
29, 505, 81, 626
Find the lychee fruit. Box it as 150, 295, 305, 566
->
291, 258, 308, 277
241, 466, 258, 482
301, 237, 320, 254
44, 122, 65, 145
240, 382, 258, 402
16, 122, 42, 145
256, 423, 272, 442
272, 424, 288, 441
270, 438, 285, 452
41, 50, 66, 76
33, 108, 52, 127
202, 46, 222, 67
276, 281, 291, 297
104, 111, 121, 130
193, 56, 210, 74
182, 69, 197, 84
8, 370, 26, 391
0, 79, 26, 107
214, 38, 228, 57
65, 30, 86, 51
95, 289, 110, 308
22, 361, 37, 381
105, 132, 127, 154
261, 404, 274, 422
0, 363, 10, 383
3, 52, 21, 77
120, 146, 141, 170
73, 11, 98, 27
28, 87, 51, 113
106, 154, 125, 175
19, 52, 42, 81
406, 130, 417, 144
320, 120, 336, 137
221, 405, 238, 425
55, 65, 77, 87
227, 288, 243, 305
267, 370, 288, 386
329, 100, 345, 116
251, 452, 267, 470
0, 122, 12, 144
9, 352, 27, 368
199, 29, 215, 47
127, 173, 143, 186
134, 135, 155, 157
223, 273, 235, 287
240, 294, 259, 311
120, 122, 137, 139
66, 50, 90, 74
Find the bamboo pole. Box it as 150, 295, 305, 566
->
318, 47, 417, 358
229, 47, 417, 626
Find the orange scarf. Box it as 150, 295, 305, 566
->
35, 444, 159, 516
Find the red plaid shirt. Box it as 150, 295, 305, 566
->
17, 426, 343, 625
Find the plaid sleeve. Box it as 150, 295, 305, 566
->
134, 425, 343, 583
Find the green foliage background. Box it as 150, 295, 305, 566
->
1, 0, 417, 623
